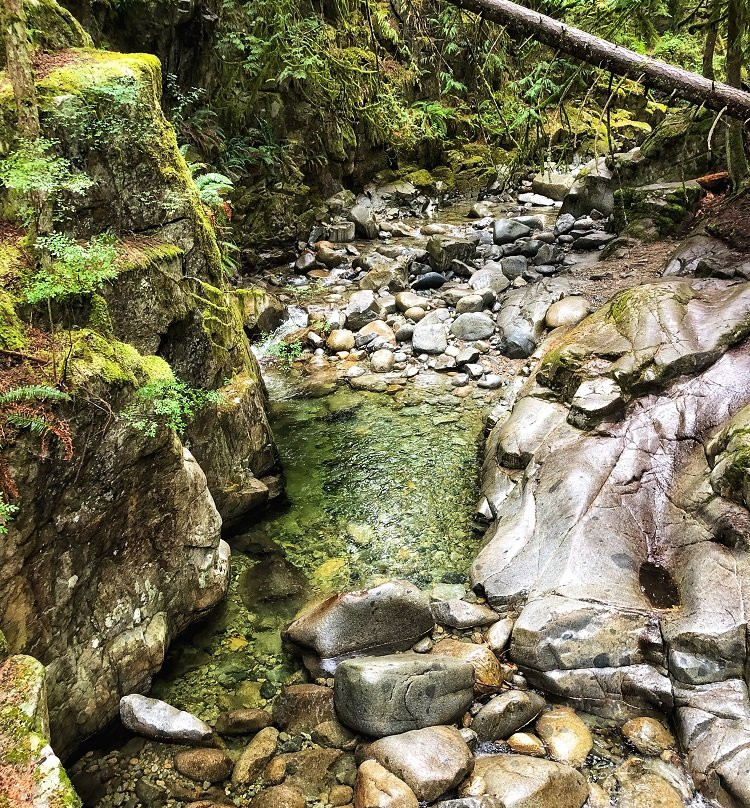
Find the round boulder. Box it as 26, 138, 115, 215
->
327, 329, 356, 352
174, 748, 233, 783
545, 296, 591, 329
450, 313, 495, 341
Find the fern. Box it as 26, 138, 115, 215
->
0, 385, 70, 407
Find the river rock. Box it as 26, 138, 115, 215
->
119, 695, 213, 745
486, 617, 514, 652
459, 755, 588, 808
355, 759, 419, 808
318, 245, 346, 268
359, 321, 397, 346
412, 310, 449, 354
431, 599, 498, 628
350, 204, 380, 239
533, 171, 575, 201
560, 158, 614, 218
494, 220, 531, 245
501, 256, 528, 280
232, 726, 279, 784
371, 349, 395, 373
174, 748, 233, 783
413, 272, 448, 290
456, 294, 485, 314
405, 306, 427, 321
472, 691, 546, 741
450, 313, 495, 341
495, 278, 570, 358
284, 581, 433, 673
427, 236, 477, 273
312, 718, 357, 750
573, 232, 615, 250
334, 653, 474, 736
250, 784, 306, 808
278, 747, 348, 796
545, 296, 591, 329
395, 291, 426, 312
507, 732, 547, 757
361, 261, 408, 292
346, 290, 381, 330
519, 192, 555, 206
430, 638, 505, 695
535, 706, 592, 767
364, 726, 474, 802
328, 329, 356, 352
215, 708, 272, 736
272, 684, 335, 733
469, 264, 511, 295
622, 718, 676, 755
616, 761, 684, 808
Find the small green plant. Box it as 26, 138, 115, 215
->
123, 379, 222, 438
0, 384, 73, 533
266, 338, 303, 368
24, 233, 118, 304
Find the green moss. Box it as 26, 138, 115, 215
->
0, 291, 27, 352
87, 293, 113, 336
65, 329, 174, 390
23, 0, 92, 52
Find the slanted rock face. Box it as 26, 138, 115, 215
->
473, 278, 750, 804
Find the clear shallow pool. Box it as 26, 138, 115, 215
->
151, 386, 487, 721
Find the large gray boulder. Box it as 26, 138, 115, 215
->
345, 290, 382, 330
496, 278, 570, 358
349, 203, 379, 239
283, 581, 433, 673
119, 695, 213, 744
450, 313, 495, 341
560, 159, 614, 218
532, 171, 575, 201
365, 726, 474, 802
494, 219, 531, 245
333, 653, 474, 736
469, 264, 511, 295
459, 755, 588, 808
412, 309, 449, 355
473, 277, 750, 803
427, 235, 478, 273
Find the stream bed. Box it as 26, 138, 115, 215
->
151, 383, 487, 722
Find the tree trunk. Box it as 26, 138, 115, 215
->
448, 0, 750, 122
1, 0, 40, 137
725, 0, 748, 188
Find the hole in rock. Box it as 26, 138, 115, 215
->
639, 561, 680, 609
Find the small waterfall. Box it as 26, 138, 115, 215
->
252, 305, 309, 361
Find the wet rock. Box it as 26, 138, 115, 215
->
350, 374, 389, 393
472, 691, 546, 741
120, 695, 213, 745
395, 291, 427, 312
431, 599, 498, 629
371, 350, 396, 373
622, 718, 676, 755
318, 245, 347, 268
469, 264, 511, 295
477, 374, 503, 390
533, 171, 575, 201
279, 747, 347, 796
545, 297, 591, 329
573, 232, 615, 250
250, 784, 306, 808
296, 251, 316, 272
331, 784, 355, 805
450, 313, 495, 341
470, 203, 492, 219
350, 204, 380, 239
536, 706, 592, 768
427, 236, 477, 273
232, 726, 279, 785
413, 310, 450, 354
354, 759, 419, 808
359, 321, 397, 346
334, 653, 474, 736
284, 581, 433, 674
501, 256, 528, 280
312, 719, 357, 750
361, 261, 409, 292
457, 295, 485, 314
496, 278, 570, 358
616, 761, 684, 808
494, 220, 532, 245
459, 755, 588, 808
346, 291, 381, 330
174, 748, 233, 783
365, 726, 473, 802
554, 214, 576, 235
328, 329, 356, 352
486, 617, 514, 652
507, 732, 547, 757
273, 684, 335, 733
413, 272, 448, 290
430, 638, 505, 695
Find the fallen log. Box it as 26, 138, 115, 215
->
450, 0, 750, 122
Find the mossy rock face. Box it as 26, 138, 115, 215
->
706, 404, 750, 510
613, 181, 703, 237
0, 655, 81, 807
538, 280, 750, 403
23, 0, 92, 52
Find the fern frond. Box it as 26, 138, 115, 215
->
0, 385, 69, 407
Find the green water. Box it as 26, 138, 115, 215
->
152, 386, 487, 721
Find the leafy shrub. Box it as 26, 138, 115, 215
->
123, 379, 222, 438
